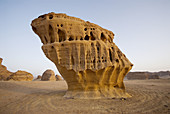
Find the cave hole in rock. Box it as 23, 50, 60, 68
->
101, 33, 107, 42
71, 55, 74, 65
93, 59, 95, 64
69, 37, 74, 41
85, 35, 89, 40
116, 59, 119, 63
49, 15, 53, 19
84, 28, 87, 31
49, 25, 55, 43
80, 37, 83, 40
109, 49, 113, 62
61, 24, 63, 27
58, 29, 66, 42
97, 47, 100, 53
90, 32, 95, 40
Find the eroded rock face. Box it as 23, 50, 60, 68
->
31, 12, 133, 99
0, 58, 13, 81
41, 69, 56, 81
7, 70, 33, 81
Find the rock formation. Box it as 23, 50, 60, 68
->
7, 70, 33, 81
0, 58, 33, 81
31, 12, 133, 99
126, 72, 159, 80
56, 75, 63, 81
37, 75, 42, 79
41, 69, 56, 81
0, 58, 13, 80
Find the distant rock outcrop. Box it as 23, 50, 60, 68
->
56, 75, 63, 81
36, 75, 42, 79
7, 70, 33, 81
41, 69, 56, 81
126, 72, 159, 80
0, 58, 13, 81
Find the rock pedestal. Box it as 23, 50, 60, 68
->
31, 12, 133, 99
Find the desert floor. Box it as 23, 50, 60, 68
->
0, 79, 169, 114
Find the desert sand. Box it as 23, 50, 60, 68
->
0, 79, 169, 114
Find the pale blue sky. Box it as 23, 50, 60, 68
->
0, 0, 170, 77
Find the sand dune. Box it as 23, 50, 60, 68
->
0, 79, 169, 114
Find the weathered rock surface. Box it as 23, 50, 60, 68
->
31, 12, 133, 99
41, 69, 56, 81
126, 72, 159, 80
0, 58, 13, 80
7, 70, 33, 81
56, 75, 63, 81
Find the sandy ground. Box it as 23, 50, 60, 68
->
0, 79, 169, 114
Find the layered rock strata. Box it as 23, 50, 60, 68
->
7, 70, 33, 81
31, 12, 133, 99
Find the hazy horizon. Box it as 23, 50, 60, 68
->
0, 0, 170, 77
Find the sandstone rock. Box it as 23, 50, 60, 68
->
0, 58, 13, 81
36, 75, 42, 79
126, 72, 159, 80
41, 69, 56, 81
56, 75, 63, 81
31, 12, 133, 99
7, 70, 33, 81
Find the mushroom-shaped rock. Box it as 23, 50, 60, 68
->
56, 75, 63, 81
7, 70, 33, 81
41, 69, 56, 81
31, 12, 133, 99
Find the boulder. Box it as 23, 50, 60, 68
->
41, 69, 56, 81
36, 75, 42, 79
31, 13, 133, 99
56, 75, 63, 81
0, 58, 13, 81
7, 70, 33, 81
